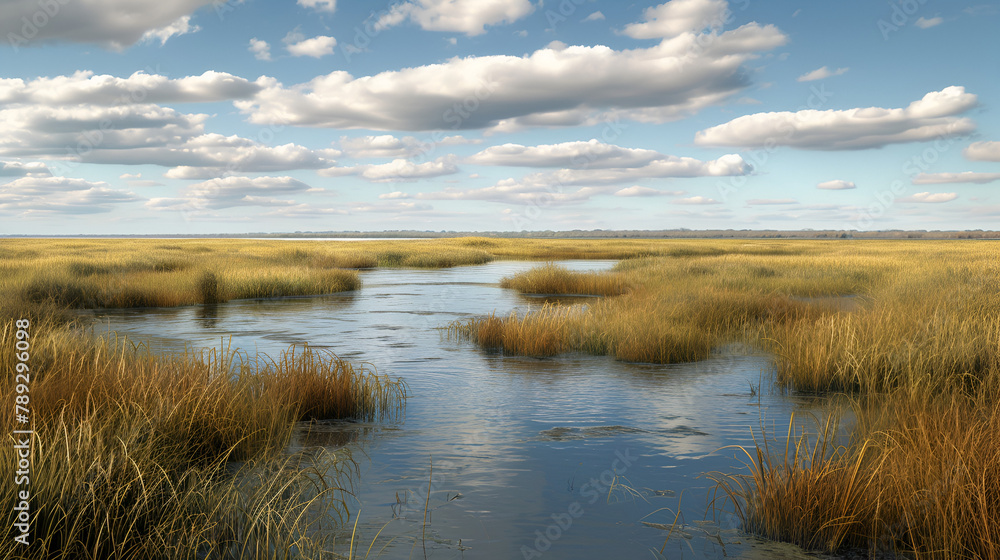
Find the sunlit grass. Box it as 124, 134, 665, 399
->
7, 237, 1000, 558
710, 390, 1000, 558
0, 312, 405, 560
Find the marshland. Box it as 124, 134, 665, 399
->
3, 237, 998, 559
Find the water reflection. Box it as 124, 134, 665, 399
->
86, 260, 838, 559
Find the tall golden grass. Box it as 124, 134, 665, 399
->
499, 263, 630, 296
452, 243, 863, 363
7, 237, 1000, 558
710, 391, 1000, 558
0, 311, 405, 560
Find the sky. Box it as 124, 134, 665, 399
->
1, 0, 999, 235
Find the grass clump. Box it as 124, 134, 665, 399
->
712, 391, 1000, 559
0, 311, 404, 560
499, 263, 629, 296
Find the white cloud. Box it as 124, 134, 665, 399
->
148, 176, 312, 211
249, 38, 272, 61
481, 153, 749, 192
0, 102, 338, 175
298, 0, 336, 13
622, 0, 728, 39
584, 11, 605, 22
239, 25, 787, 131
614, 186, 684, 197
675, 196, 720, 204
0, 104, 208, 158
0, 161, 50, 177
817, 180, 856, 190
397, 153, 746, 205
0, 0, 218, 50
140, 15, 200, 45
912, 172, 1000, 185
695, 87, 978, 150
319, 157, 458, 182
796, 66, 849, 82
417, 184, 618, 205
340, 134, 477, 158
964, 141, 1000, 161
897, 192, 958, 203
374, 0, 534, 36
915, 16, 943, 29
466, 140, 664, 168
0, 71, 263, 105
285, 35, 337, 58
0, 177, 140, 215
746, 198, 798, 205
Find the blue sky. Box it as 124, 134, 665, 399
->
1, 0, 998, 234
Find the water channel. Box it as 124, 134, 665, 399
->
84, 260, 835, 559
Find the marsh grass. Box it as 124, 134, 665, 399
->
710, 391, 1000, 559
8, 237, 1000, 558
0, 313, 405, 560
452, 244, 862, 363
499, 263, 630, 296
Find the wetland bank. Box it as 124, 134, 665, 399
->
2, 237, 998, 559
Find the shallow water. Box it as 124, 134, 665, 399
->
86, 260, 840, 559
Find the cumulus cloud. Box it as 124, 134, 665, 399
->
238, 24, 787, 131
0, 161, 50, 177
915, 16, 943, 29
395, 153, 746, 205
0, 0, 218, 50
340, 134, 477, 158
964, 141, 1000, 161
0, 102, 338, 176
285, 34, 337, 58
0, 104, 209, 158
614, 186, 684, 197
622, 0, 728, 39
374, 0, 534, 36
796, 66, 848, 82
249, 38, 272, 61
584, 11, 606, 22
675, 196, 720, 204
746, 198, 798, 205
140, 15, 200, 45
0, 71, 263, 105
695, 87, 977, 150
0, 177, 140, 214
147, 176, 312, 211
413, 184, 619, 205
898, 192, 958, 203
912, 172, 1000, 185
298, 0, 336, 12
467, 140, 664, 168
319, 157, 458, 182
817, 180, 856, 190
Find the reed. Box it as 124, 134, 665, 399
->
0, 312, 404, 560
499, 263, 630, 296
710, 391, 1000, 558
